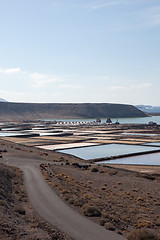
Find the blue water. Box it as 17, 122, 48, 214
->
58, 144, 160, 160
0, 132, 32, 137
143, 142, 160, 147
0, 132, 25, 137
99, 152, 160, 165
41, 116, 160, 124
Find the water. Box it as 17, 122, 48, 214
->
143, 142, 160, 147
0, 132, 37, 137
58, 144, 160, 160
99, 152, 160, 165
1, 128, 20, 131
121, 133, 159, 136
41, 116, 160, 124
0, 132, 25, 137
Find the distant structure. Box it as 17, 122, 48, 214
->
96, 118, 101, 123
148, 121, 157, 127
115, 119, 120, 125
106, 118, 112, 124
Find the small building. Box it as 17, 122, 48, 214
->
148, 121, 157, 127
106, 118, 112, 124
96, 118, 101, 123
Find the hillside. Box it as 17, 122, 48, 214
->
136, 105, 160, 115
0, 98, 7, 102
0, 102, 147, 120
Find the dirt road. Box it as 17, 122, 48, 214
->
1, 156, 126, 240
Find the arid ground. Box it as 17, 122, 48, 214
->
0, 121, 160, 239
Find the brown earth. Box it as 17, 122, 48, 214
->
0, 141, 72, 240
40, 163, 160, 237
0, 138, 160, 239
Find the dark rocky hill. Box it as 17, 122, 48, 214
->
0, 102, 147, 120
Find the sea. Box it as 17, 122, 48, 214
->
41, 115, 160, 125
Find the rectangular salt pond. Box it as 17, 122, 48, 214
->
58, 143, 160, 160
143, 142, 160, 147
37, 142, 99, 150
0, 132, 26, 137
99, 152, 160, 165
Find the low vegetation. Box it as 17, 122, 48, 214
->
127, 229, 160, 240
41, 163, 160, 238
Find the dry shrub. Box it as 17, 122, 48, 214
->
82, 204, 101, 217
73, 199, 85, 207
136, 196, 144, 202
155, 218, 160, 227
108, 170, 117, 176
61, 189, 69, 195
99, 219, 106, 226
0, 199, 7, 207
63, 195, 70, 201
90, 167, 99, 172
104, 222, 115, 231
135, 219, 153, 228
14, 207, 26, 215
127, 229, 160, 240
87, 180, 92, 184
68, 198, 74, 204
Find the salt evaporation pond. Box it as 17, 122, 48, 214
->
143, 142, 160, 147
99, 152, 160, 165
0, 132, 26, 137
58, 144, 160, 161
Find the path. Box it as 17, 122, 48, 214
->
1, 156, 126, 240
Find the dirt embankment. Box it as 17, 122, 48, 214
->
0, 163, 72, 240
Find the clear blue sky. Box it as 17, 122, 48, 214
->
0, 0, 160, 105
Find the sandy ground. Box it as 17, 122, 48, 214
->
108, 164, 160, 174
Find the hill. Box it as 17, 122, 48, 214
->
0, 98, 7, 102
136, 105, 160, 115
0, 102, 147, 121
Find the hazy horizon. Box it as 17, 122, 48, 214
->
0, 0, 160, 105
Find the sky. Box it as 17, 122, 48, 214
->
0, 0, 160, 105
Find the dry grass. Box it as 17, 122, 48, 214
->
41, 163, 160, 237
127, 229, 160, 240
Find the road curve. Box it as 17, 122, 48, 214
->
2, 157, 126, 240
